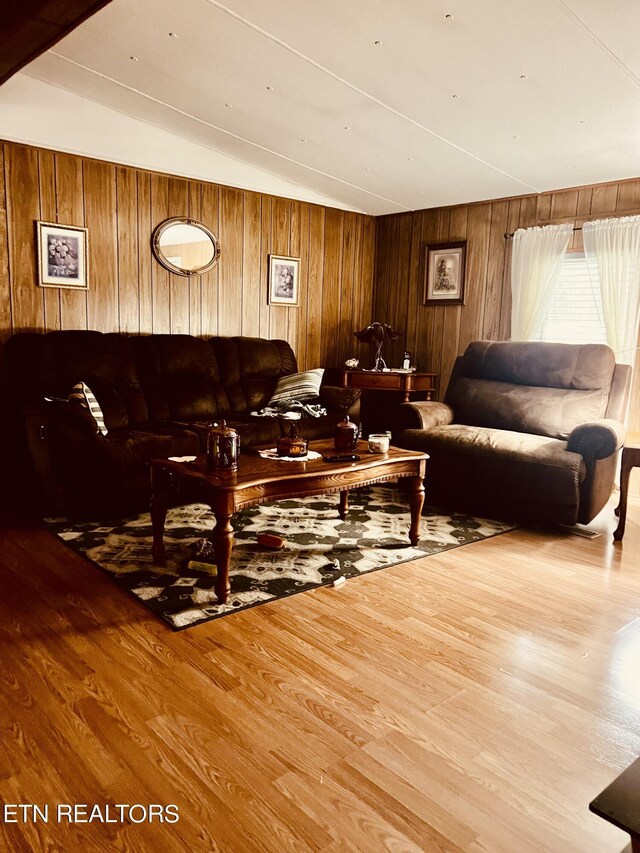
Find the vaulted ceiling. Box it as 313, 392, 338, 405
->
17, 0, 640, 214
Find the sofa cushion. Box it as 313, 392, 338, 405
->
210, 336, 298, 413
131, 335, 230, 422
93, 426, 199, 477
5, 330, 148, 428
165, 415, 282, 451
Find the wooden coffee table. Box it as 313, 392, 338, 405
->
150, 439, 427, 604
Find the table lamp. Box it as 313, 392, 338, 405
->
353, 322, 400, 371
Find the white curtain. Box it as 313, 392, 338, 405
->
583, 216, 640, 366
510, 223, 573, 341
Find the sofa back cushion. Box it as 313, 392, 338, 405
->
448, 341, 616, 439
5, 330, 148, 428
209, 336, 298, 413
131, 335, 229, 421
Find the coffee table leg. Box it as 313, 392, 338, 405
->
408, 476, 425, 546
213, 512, 233, 603
151, 468, 170, 565
339, 490, 349, 519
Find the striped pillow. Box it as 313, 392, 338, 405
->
269, 368, 324, 405
69, 381, 108, 436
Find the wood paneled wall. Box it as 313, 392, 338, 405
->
374, 178, 640, 408
374, 177, 640, 493
373, 179, 640, 391
0, 140, 375, 370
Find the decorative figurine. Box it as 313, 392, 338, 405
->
345, 357, 359, 369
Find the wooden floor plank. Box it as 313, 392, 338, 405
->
0, 497, 637, 851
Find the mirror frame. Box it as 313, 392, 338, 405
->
151, 217, 221, 276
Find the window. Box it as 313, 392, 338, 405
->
537, 252, 607, 345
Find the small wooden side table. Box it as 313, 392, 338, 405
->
341, 370, 437, 403
589, 755, 640, 851
613, 430, 640, 542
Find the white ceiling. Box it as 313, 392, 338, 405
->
18, 0, 640, 215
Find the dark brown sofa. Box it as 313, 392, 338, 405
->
5, 331, 360, 517
395, 341, 631, 526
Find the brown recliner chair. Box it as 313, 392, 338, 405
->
395, 341, 631, 525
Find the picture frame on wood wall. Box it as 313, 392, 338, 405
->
268, 255, 300, 306
37, 221, 89, 290
423, 240, 466, 306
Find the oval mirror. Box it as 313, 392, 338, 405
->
152, 217, 220, 276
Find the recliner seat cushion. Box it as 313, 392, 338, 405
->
402, 424, 585, 477
400, 424, 586, 524
448, 378, 609, 440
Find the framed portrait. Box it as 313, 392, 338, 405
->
37, 221, 88, 290
423, 240, 466, 305
268, 255, 300, 306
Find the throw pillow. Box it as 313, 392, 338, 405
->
269, 368, 325, 405
69, 381, 108, 436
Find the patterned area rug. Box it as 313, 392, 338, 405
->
46, 486, 514, 631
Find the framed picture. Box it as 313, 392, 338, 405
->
424, 240, 466, 305
268, 255, 300, 306
37, 221, 88, 290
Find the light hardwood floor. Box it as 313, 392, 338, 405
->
0, 497, 638, 853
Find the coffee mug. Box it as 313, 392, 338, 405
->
368, 433, 390, 453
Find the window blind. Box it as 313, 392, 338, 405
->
537, 253, 607, 345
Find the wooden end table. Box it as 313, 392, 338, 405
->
150, 439, 428, 604
341, 370, 437, 403
613, 431, 640, 542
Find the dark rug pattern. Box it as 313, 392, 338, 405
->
46, 486, 514, 630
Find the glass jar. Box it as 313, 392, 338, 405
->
334, 415, 359, 452
206, 420, 240, 471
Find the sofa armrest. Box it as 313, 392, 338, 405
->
566, 419, 625, 460
319, 384, 361, 412
42, 400, 99, 438
22, 403, 97, 513
396, 401, 455, 433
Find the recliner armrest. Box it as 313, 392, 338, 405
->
319, 384, 361, 412
396, 401, 454, 432
566, 419, 625, 460
22, 402, 97, 514
43, 400, 99, 439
